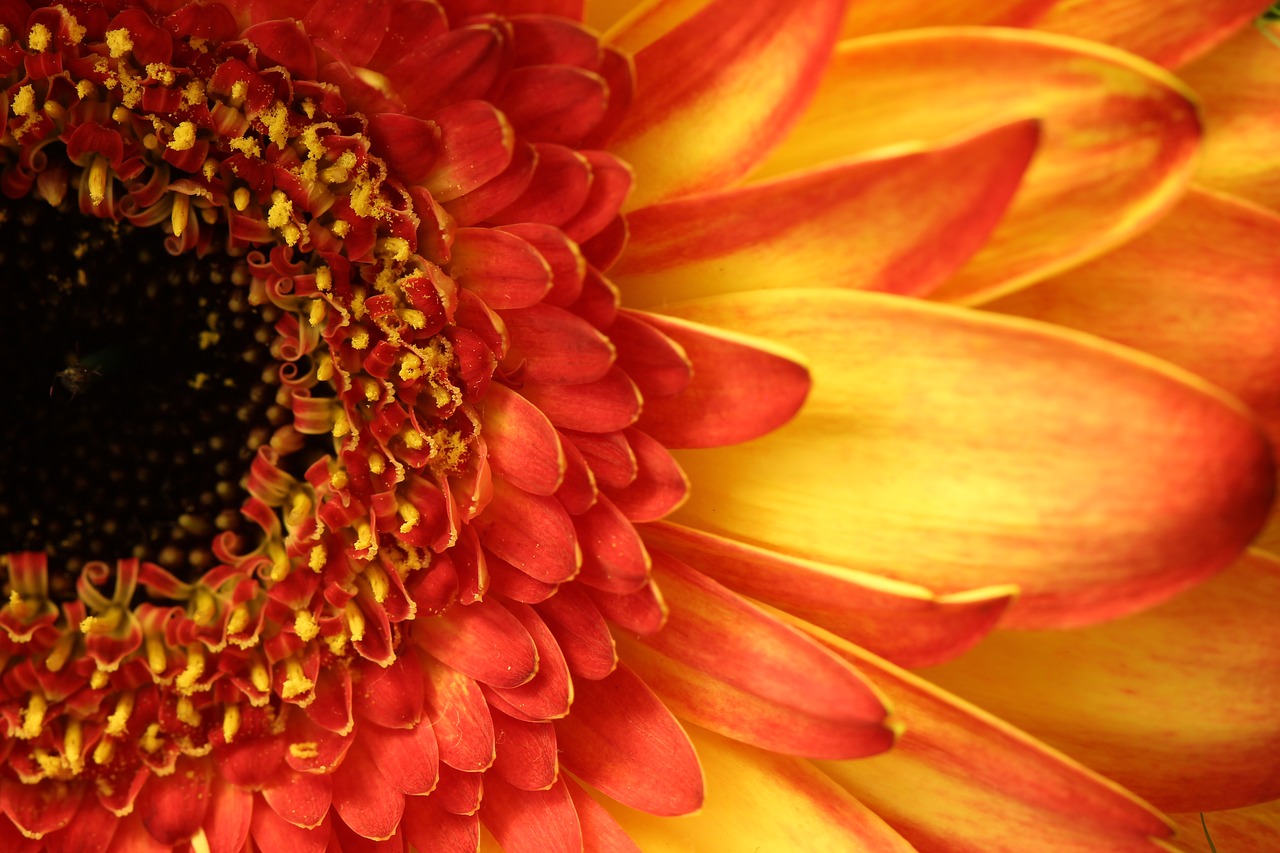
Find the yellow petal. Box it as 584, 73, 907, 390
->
1170, 800, 1280, 853
755, 28, 1201, 303
662, 289, 1274, 629
920, 549, 1280, 813
841, 0, 1055, 39
1180, 21, 1280, 212
804, 623, 1175, 853
596, 724, 918, 852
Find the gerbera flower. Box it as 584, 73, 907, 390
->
0, 1, 1273, 853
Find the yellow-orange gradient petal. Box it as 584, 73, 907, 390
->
662, 289, 1274, 629
641, 522, 1016, 668
919, 549, 1280, 814
982, 186, 1280, 445
754, 28, 1201, 303
803, 624, 1174, 853
612, 119, 1039, 307
596, 725, 918, 853
1034, 0, 1272, 68
840, 0, 1055, 39
605, 0, 846, 207
1169, 801, 1280, 853
1180, 20, 1280, 212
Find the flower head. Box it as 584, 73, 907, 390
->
0, 0, 1277, 851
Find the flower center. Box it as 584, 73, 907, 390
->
0, 195, 278, 588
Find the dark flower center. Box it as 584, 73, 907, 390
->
0, 195, 276, 590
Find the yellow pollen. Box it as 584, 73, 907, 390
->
27, 23, 51, 51
90, 669, 109, 690
398, 501, 420, 534
229, 79, 248, 107
143, 133, 159, 150
281, 223, 301, 247
380, 237, 411, 262
324, 630, 349, 656
192, 588, 217, 624
139, 722, 163, 754
250, 660, 271, 693
309, 544, 326, 572
17, 693, 46, 739
183, 79, 205, 107
88, 156, 109, 206
398, 353, 422, 381
145, 63, 175, 85
401, 429, 424, 450
398, 309, 427, 329
268, 547, 291, 583
175, 647, 205, 692
289, 742, 319, 759
168, 120, 197, 151
76, 79, 94, 99
232, 187, 251, 211
62, 11, 86, 44
226, 603, 250, 636
345, 601, 366, 642
315, 266, 332, 291
281, 659, 313, 700
105, 28, 133, 58
285, 490, 312, 527
350, 289, 367, 318
353, 519, 374, 552
364, 564, 390, 604
367, 452, 385, 475
92, 737, 114, 765
308, 299, 326, 327
330, 219, 351, 237
267, 190, 293, 230
176, 697, 201, 727
294, 609, 319, 642
350, 328, 370, 350
331, 409, 351, 438
42, 99, 64, 122
328, 467, 348, 490
11, 84, 35, 117
262, 101, 290, 150
192, 829, 213, 853
222, 704, 241, 742
361, 378, 380, 402
315, 353, 335, 382
171, 194, 189, 237
107, 692, 134, 736
65, 720, 84, 770
146, 634, 167, 675
228, 137, 261, 158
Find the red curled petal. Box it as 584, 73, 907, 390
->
555, 663, 703, 816
635, 312, 810, 449
494, 65, 608, 147
450, 226, 551, 310
0, 778, 81, 838
415, 595, 539, 689
262, 772, 332, 830
491, 712, 559, 791
331, 743, 404, 840
421, 657, 496, 772
137, 761, 211, 845
501, 303, 616, 384
480, 775, 582, 853
475, 477, 581, 584
425, 100, 515, 202
482, 382, 566, 496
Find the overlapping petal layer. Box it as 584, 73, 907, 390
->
919, 549, 1280, 813
802, 624, 1175, 853
753, 28, 1201, 303
662, 289, 1274, 628
612, 119, 1039, 306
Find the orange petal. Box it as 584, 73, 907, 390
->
613, 118, 1040, 306
1170, 801, 1280, 853
597, 724, 918, 852
641, 522, 1015, 668
617, 548, 896, 759
632, 312, 810, 449
920, 549, 1280, 813
982, 186, 1280, 446
662, 290, 1275, 628
1180, 21, 1280, 212
755, 29, 1201, 303
840, 0, 1055, 38
1035, 0, 1271, 68
805, 624, 1175, 852
605, 0, 846, 207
